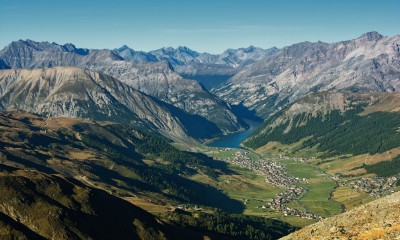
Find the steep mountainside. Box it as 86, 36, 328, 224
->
0, 40, 244, 135
214, 32, 400, 117
0, 168, 169, 240
280, 191, 400, 240
0, 67, 219, 141
244, 92, 400, 157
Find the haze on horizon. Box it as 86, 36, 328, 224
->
1, 0, 399, 54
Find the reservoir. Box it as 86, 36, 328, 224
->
208, 119, 263, 148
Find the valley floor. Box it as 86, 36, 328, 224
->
176, 144, 400, 228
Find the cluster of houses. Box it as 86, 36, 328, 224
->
340, 175, 399, 197
221, 152, 323, 220
268, 190, 323, 220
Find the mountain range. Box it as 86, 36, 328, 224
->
213, 31, 400, 117
0, 40, 247, 140
0, 67, 217, 141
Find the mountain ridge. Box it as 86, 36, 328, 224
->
212, 31, 400, 117
243, 91, 400, 157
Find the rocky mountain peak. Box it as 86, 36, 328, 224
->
357, 31, 383, 42
63, 43, 89, 55
117, 45, 131, 51
241, 45, 258, 53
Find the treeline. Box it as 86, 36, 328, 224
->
244, 108, 400, 157
162, 210, 296, 240
364, 156, 400, 177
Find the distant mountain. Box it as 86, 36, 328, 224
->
115, 45, 158, 63
213, 32, 400, 117
0, 39, 122, 69
115, 45, 278, 69
149, 46, 201, 67
114, 45, 279, 89
0, 67, 222, 141
0, 40, 244, 136
281, 191, 400, 239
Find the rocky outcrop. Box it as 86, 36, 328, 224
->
213, 32, 400, 117
0, 67, 204, 141
280, 191, 400, 240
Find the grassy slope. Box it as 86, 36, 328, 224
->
279, 159, 342, 217
0, 166, 168, 240
0, 111, 244, 212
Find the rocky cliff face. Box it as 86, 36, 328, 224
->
0, 67, 202, 141
213, 32, 400, 117
280, 191, 400, 240
0, 40, 244, 135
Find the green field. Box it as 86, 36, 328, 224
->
222, 166, 282, 214
276, 159, 342, 218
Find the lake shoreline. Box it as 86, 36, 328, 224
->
207, 118, 263, 148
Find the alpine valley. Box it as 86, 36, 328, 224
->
0, 32, 399, 239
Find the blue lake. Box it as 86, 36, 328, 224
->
208, 119, 263, 148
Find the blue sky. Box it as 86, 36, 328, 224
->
1, 0, 399, 53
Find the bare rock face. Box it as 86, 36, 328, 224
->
280, 191, 400, 240
0, 67, 200, 142
0, 40, 245, 135
213, 32, 400, 117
